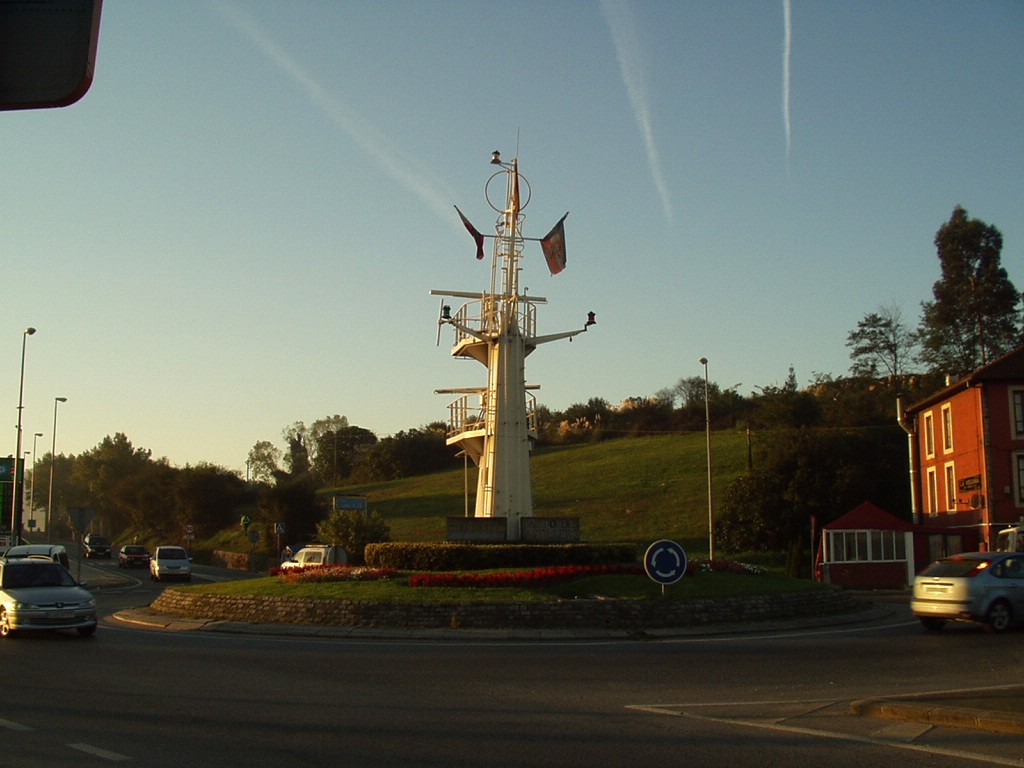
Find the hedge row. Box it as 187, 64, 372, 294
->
364, 542, 639, 571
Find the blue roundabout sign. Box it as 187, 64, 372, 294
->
644, 539, 688, 586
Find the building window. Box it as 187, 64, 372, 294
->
926, 467, 939, 515
828, 530, 907, 562
944, 462, 956, 511
1014, 452, 1024, 508
942, 404, 953, 453
924, 412, 935, 458
1011, 388, 1024, 440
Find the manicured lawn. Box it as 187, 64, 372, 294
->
183, 569, 834, 604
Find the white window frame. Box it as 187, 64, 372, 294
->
1013, 451, 1024, 508
944, 461, 956, 511
926, 467, 939, 515
924, 411, 935, 459
941, 404, 953, 453
1010, 387, 1024, 440
827, 529, 907, 563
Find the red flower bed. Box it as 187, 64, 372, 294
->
273, 565, 398, 583
409, 564, 643, 588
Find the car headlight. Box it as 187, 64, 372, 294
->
11, 600, 37, 610
85, 598, 96, 609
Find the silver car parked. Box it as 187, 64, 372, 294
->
0, 558, 97, 638
911, 551, 1024, 632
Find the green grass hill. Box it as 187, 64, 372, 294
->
324, 430, 751, 558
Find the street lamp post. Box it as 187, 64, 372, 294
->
700, 357, 714, 561
11, 326, 36, 544
46, 397, 67, 544
30, 432, 42, 534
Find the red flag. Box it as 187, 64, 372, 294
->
454, 206, 486, 260
540, 212, 569, 275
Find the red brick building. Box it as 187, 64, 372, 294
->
900, 345, 1024, 552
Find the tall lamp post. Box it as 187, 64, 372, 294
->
46, 397, 67, 544
699, 357, 714, 561
11, 326, 36, 544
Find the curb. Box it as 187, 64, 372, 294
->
850, 690, 1024, 736
112, 599, 896, 641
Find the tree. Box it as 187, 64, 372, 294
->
247, 440, 281, 484
282, 422, 311, 476
918, 206, 1023, 376
716, 427, 909, 554
314, 508, 390, 565
257, 473, 325, 543
172, 463, 253, 537
311, 424, 377, 485
846, 303, 916, 380
355, 425, 457, 481
70, 433, 157, 534
754, 367, 820, 429
672, 376, 721, 409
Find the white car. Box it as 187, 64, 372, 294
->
149, 546, 192, 582
0, 558, 97, 638
911, 552, 1024, 632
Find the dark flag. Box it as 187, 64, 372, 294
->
540, 212, 569, 275
454, 206, 486, 260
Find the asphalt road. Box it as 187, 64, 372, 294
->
1, 558, 1021, 767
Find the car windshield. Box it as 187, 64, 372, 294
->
921, 558, 991, 577
2, 563, 76, 589
124, 546, 144, 554
159, 549, 187, 560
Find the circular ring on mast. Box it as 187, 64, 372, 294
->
485, 170, 531, 212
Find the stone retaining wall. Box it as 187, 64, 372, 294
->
151, 588, 862, 630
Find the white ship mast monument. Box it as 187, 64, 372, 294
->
432, 151, 595, 543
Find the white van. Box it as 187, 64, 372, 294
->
279, 545, 347, 571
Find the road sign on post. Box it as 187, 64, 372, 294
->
0, 457, 14, 537
644, 539, 688, 596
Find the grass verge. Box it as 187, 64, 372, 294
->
183, 570, 834, 604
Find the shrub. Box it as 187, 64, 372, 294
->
409, 564, 643, 588
315, 509, 390, 565
273, 564, 398, 582
365, 542, 638, 571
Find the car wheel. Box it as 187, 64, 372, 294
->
986, 600, 1012, 632
77, 625, 97, 638
0, 609, 14, 638
919, 617, 946, 631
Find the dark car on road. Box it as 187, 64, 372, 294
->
83, 534, 112, 559
118, 544, 151, 568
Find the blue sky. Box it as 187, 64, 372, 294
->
1, 1, 1021, 474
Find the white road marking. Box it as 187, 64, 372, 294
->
0, 717, 33, 731
629, 704, 1024, 767
68, 743, 131, 761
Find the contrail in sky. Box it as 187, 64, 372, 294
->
783, 0, 792, 161
216, 3, 454, 221
600, 0, 673, 224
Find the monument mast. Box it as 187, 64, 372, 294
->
432, 151, 594, 541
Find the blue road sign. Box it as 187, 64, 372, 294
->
644, 539, 688, 586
